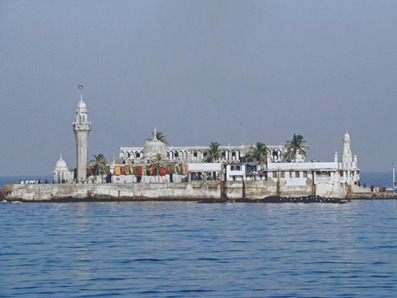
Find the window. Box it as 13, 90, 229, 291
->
296, 171, 300, 178
303, 171, 307, 178
231, 165, 241, 171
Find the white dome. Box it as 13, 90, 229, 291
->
143, 138, 167, 160
76, 95, 87, 113
78, 100, 86, 108
77, 97, 87, 111
55, 155, 68, 170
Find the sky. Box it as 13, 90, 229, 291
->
1, 0, 397, 176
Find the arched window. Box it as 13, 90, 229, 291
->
272, 149, 281, 161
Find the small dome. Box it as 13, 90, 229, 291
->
77, 96, 87, 111
55, 155, 68, 170
78, 100, 86, 108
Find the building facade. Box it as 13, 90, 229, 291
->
119, 132, 284, 165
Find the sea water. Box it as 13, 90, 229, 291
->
1, 174, 397, 297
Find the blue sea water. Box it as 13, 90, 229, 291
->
360, 172, 394, 189
1, 174, 397, 297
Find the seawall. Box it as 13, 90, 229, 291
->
1, 180, 375, 202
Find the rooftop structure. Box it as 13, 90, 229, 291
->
119, 134, 284, 165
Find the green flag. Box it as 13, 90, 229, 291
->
78, 84, 83, 90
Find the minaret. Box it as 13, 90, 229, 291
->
73, 95, 91, 181
342, 130, 352, 166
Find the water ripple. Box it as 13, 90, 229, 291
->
1, 201, 397, 297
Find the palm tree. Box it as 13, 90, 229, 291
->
153, 153, 164, 175
246, 142, 269, 164
284, 134, 309, 162
204, 142, 221, 163
89, 153, 108, 176
147, 129, 169, 144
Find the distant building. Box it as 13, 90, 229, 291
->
266, 131, 359, 186
53, 154, 73, 183
53, 96, 360, 191
118, 128, 284, 165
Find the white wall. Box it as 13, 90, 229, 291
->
188, 163, 222, 172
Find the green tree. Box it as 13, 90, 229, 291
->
246, 142, 269, 164
204, 142, 221, 163
154, 153, 164, 175
284, 134, 309, 162
148, 130, 168, 144
89, 153, 108, 176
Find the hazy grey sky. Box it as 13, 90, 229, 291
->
1, 0, 397, 176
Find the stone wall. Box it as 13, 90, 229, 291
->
3, 179, 359, 202
5, 182, 221, 201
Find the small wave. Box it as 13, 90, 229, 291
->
132, 258, 164, 262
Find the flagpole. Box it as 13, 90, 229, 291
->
393, 162, 395, 191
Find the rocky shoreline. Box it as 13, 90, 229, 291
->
2, 193, 396, 204
199, 196, 349, 204
2, 185, 397, 203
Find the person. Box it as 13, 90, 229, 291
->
105, 172, 112, 183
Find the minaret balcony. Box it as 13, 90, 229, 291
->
73, 122, 91, 131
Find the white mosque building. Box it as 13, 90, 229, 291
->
53, 96, 360, 190
118, 127, 284, 165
